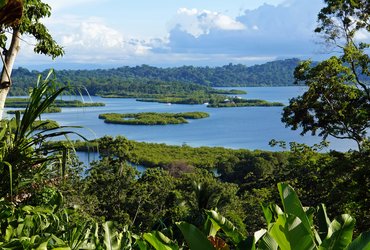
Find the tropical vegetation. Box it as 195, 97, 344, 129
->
0, 0, 369, 249
145, 183, 370, 250
72, 135, 369, 235
0, 60, 369, 250
0, 71, 84, 199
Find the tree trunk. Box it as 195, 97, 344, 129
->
0, 28, 21, 120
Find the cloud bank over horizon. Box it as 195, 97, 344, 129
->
164, 1, 323, 60
17, 0, 326, 69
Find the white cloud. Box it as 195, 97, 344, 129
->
16, 0, 331, 68
17, 16, 168, 65
58, 19, 154, 62
61, 21, 124, 48
166, 0, 324, 59
169, 8, 245, 37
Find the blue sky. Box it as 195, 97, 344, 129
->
17, 0, 327, 69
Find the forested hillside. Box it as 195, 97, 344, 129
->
10, 58, 299, 95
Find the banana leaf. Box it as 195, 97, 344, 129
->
176, 222, 215, 250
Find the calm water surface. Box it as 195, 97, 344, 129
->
6, 87, 356, 151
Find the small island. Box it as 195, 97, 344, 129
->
207, 98, 284, 108
5, 98, 105, 108
137, 95, 284, 107
99, 112, 210, 125
7, 106, 62, 114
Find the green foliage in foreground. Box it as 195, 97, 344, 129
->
0, 70, 85, 199
5, 97, 105, 108
158, 183, 370, 250
7, 106, 62, 114
98, 112, 210, 125
0, 197, 138, 249
0, 183, 368, 250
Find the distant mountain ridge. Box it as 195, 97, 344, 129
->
10, 58, 300, 96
